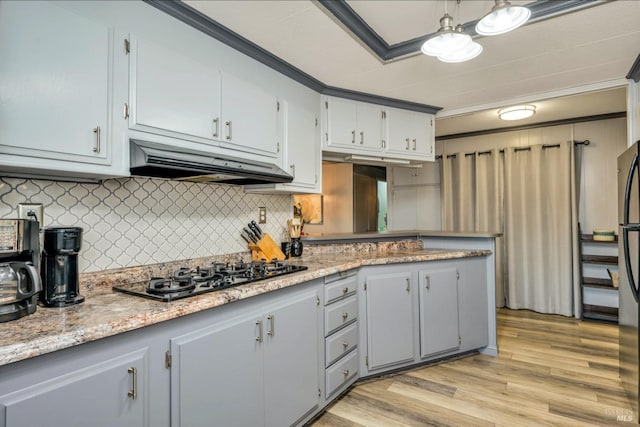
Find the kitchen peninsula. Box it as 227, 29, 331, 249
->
0, 241, 495, 427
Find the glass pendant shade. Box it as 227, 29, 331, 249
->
475, 0, 531, 36
421, 13, 471, 56
438, 41, 483, 63
498, 105, 536, 120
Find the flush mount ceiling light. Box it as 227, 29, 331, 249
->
476, 0, 531, 36
421, 12, 471, 57
498, 105, 536, 121
437, 25, 483, 63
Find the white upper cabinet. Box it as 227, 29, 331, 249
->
323, 97, 383, 153
129, 35, 221, 144
220, 72, 278, 158
0, 1, 127, 179
322, 96, 435, 163
128, 36, 278, 159
385, 108, 435, 161
245, 96, 322, 194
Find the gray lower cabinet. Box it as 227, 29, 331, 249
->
363, 270, 414, 371
418, 267, 460, 358
0, 348, 148, 427
170, 288, 320, 427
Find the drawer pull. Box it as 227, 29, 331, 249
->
343, 369, 350, 377
342, 312, 349, 320
127, 367, 137, 400
342, 340, 349, 349
342, 287, 349, 294
267, 314, 275, 337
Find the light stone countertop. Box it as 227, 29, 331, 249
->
0, 248, 490, 367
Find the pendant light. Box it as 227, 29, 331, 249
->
421, 4, 471, 57
437, 25, 483, 63
476, 0, 531, 36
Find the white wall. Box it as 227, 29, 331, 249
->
429, 117, 627, 233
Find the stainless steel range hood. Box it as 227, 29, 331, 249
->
130, 140, 293, 185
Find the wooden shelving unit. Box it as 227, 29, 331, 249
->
579, 232, 619, 323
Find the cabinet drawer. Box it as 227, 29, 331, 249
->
325, 323, 358, 367
325, 349, 358, 398
325, 296, 357, 336
325, 275, 357, 304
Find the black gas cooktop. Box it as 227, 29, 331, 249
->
113, 260, 307, 302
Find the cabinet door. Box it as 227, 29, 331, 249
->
385, 109, 434, 161
325, 97, 358, 149
0, 349, 147, 427
129, 35, 221, 143
170, 316, 264, 427
284, 101, 320, 189
220, 72, 278, 158
365, 272, 414, 370
264, 290, 320, 427
356, 103, 384, 152
419, 268, 460, 358
0, 1, 111, 165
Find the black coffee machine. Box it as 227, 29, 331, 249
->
40, 227, 84, 307
0, 219, 42, 322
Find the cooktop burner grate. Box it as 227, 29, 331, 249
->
113, 261, 308, 302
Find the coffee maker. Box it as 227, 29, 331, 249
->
40, 227, 84, 307
0, 219, 42, 322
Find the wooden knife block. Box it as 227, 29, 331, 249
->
248, 233, 286, 261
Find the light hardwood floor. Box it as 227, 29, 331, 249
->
311, 308, 633, 426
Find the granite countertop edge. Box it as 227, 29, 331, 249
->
0, 249, 490, 367
302, 230, 502, 241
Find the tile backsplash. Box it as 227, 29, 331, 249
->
0, 177, 291, 273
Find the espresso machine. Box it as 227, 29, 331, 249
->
40, 227, 84, 307
0, 219, 42, 322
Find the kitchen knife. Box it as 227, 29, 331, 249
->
240, 233, 251, 244
243, 227, 259, 243
248, 222, 263, 240
251, 220, 264, 237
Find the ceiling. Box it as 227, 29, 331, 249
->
185, 0, 639, 136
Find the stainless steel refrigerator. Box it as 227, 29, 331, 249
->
619, 141, 640, 420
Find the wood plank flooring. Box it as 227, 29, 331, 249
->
310, 308, 634, 426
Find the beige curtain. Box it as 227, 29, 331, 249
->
441, 149, 505, 307
503, 142, 579, 316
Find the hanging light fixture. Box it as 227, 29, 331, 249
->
475, 0, 531, 36
498, 105, 536, 121
421, 12, 471, 57
437, 25, 483, 63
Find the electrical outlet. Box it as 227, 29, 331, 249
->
18, 203, 44, 226
258, 207, 267, 224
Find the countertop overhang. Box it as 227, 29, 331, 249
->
0, 248, 490, 367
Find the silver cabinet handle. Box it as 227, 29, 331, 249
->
405, 138, 410, 150
343, 369, 350, 377
360, 131, 364, 144
351, 130, 355, 143
342, 312, 349, 320
92, 126, 101, 153
267, 314, 275, 336
342, 287, 349, 294
123, 103, 129, 120
213, 118, 219, 138
256, 320, 263, 342
226, 120, 232, 141
412, 138, 417, 150
127, 367, 137, 400
406, 277, 410, 292
342, 340, 349, 349
425, 276, 431, 290
290, 164, 296, 178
